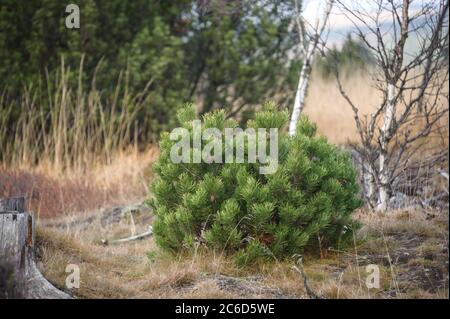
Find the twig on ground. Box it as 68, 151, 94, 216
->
292, 257, 324, 299
101, 226, 153, 245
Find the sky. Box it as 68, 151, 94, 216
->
301, 0, 436, 52
302, 0, 383, 47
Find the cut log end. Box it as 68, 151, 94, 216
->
0, 196, 71, 299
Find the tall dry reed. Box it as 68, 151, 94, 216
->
0, 56, 148, 172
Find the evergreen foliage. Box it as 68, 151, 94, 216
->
149, 103, 363, 265
0, 0, 299, 140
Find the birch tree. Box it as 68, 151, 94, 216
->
334, 0, 449, 211
289, 0, 335, 136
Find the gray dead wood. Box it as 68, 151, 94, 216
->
292, 257, 324, 299
101, 226, 153, 245
44, 202, 152, 231
0, 197, 71, 299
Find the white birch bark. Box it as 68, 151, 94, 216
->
335, 0, 448, 212
289, 0, 334, 136
364, 164, 377, 208
289, 43, 315, 136
376, 82, 396, 211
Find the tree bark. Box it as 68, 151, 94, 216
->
363, 164, 377, 208
289, 45, 314, 136
376, 82, 396, 211
0, 197, 71, 299
289, 0, 334, 136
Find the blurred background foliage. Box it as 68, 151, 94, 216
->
0, 0, 300, 141
0, 0, 372, 167
315, 34, 374, 78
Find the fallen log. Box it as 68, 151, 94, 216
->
0, 197, 71, 299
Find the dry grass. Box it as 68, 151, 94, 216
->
35, 206, 448, 299
304, 70, 449, 150
0, 58, 160, 219
304, 70, 382, 144
0, 147, 158, 218
0, 57, 148, 171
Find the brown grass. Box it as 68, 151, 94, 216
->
0, 147, 158, 218
304, 70, 449, 151
36, 206, 448, 299
304, 70, 382, 144
0, 57, 149, 171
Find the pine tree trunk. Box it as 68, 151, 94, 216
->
0, 197, 71, 299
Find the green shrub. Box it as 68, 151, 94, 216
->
149, 103, 362, 265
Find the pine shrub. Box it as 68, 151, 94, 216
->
149, 103, 362, 265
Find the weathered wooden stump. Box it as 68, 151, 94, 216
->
0, 197, 71, 299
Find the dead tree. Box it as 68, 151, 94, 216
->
289, 0, 334, 136
0, 197, 71, 299
334, 0, 449, 210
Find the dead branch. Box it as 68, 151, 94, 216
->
292, 257, 324, 299
44, 202, 151, 231
101, 226, 153, 246
334, 0, 449, 210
